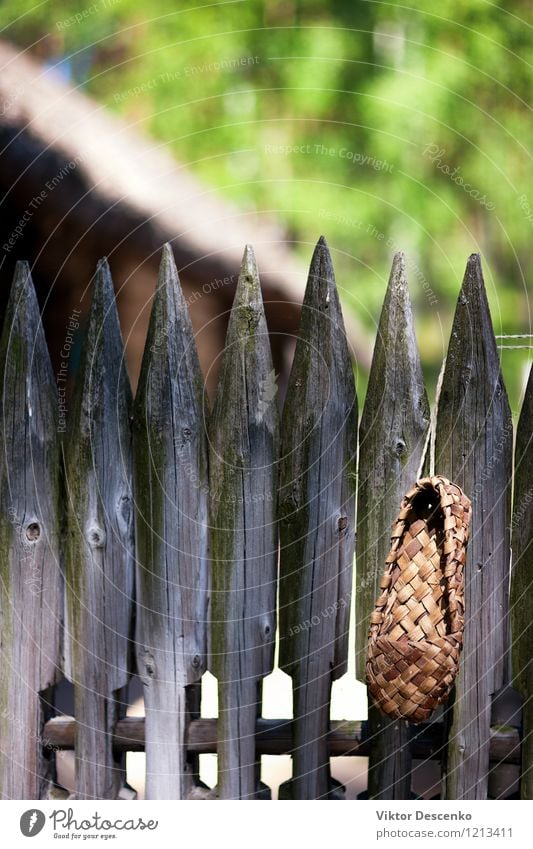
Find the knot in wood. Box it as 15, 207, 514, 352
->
141, 649, 156, 682
25, 522, 41, 542
118, 494, 131, 525
86, 524, 106, 548
394, 439, 406, 458
337, 516, 348, 533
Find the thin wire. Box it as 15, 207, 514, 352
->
495, 334, 533, 340
495, 333, 533, 350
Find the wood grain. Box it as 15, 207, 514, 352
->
356, 252, 430, 798
0, 262, 62, 798
64, 259, 134, 799
435, 254, 513, 799
208, 245, 279, 799
510, 364, 532, 800
134, 245, 209, 799
278, 237, 357, 799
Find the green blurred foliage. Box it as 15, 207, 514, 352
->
1, 0, 531, 407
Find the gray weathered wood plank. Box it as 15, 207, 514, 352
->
63, 259, 134, 799
510, 363, 532, 800
435, 254, 513, 799
278, 236, 357, 799
208, 245, 279, 799
134, 244, 209, 799
356, 252, 431, 799
0, 262, 62, 798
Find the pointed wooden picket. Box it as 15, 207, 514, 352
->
208, 245, 279, 799
510, 364, 532, 800
356, 252, 431, 799
134, 245, 209, 799
278, 237, 357, 799
435, 254, 513, 799
63, 259, 134, 799
0, 262, 62, 798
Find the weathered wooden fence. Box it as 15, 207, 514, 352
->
0, 239, 530, 800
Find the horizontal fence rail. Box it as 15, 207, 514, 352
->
0, 240, 529, 801
42, 716, 521, 762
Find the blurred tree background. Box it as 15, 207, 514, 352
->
1, 0, 531, 407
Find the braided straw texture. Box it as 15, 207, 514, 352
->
366, 475, 471, 723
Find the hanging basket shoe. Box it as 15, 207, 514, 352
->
366, 475, 471, 723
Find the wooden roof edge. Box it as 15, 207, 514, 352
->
0, 40, 372, 369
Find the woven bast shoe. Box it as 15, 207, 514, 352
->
366, 475, 471, 723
